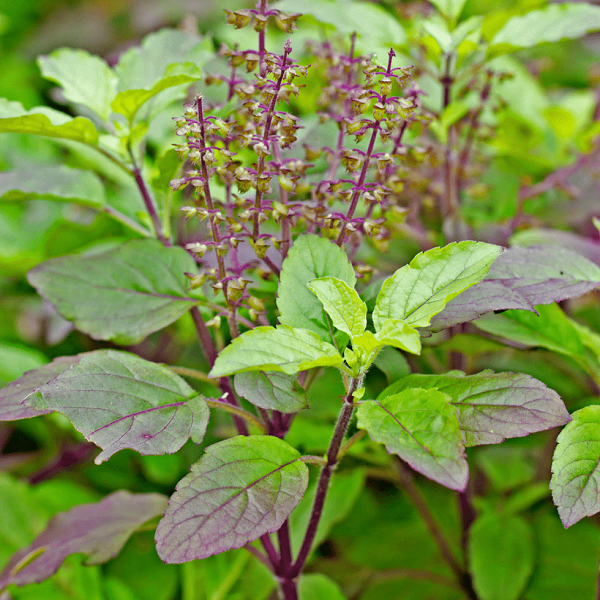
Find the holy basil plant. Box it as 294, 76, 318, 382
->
0, 232, 594, 600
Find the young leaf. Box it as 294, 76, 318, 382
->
373, 241, 502, 330
27, 239, 201, 344
234, 371, 308, 413
24, 350, 209, 464
111, 72, 202, 125
209, 326, 343, 378
357, 389, 468, 491
155, 436, 309, 562
551, 405, 600, 527
380, 370, 571, 446
0, 356, 80, 421
430, 245, 600, 331
489, 4, 600, 57
469, 513, 534, 600
352, 320, 421, 364
277, 234, 355, 343
0, 165, 105, 208
0, 99, 98, 144
37, 49, 118, 122
0, 491, 167, 588
308, 276, 366, 339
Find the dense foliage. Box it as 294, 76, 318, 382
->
1, 0, 600, 598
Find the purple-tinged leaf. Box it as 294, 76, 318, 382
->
24, 350, 209, 464
234, 371, 308, 413
27, 239, 201, 345
429, 280, 535, 331
155, 435, 308, 563
380, 370, 571, 446
0, 356, 80, 421
430, 245, 600, 331
511, 228, 600, 267
551, 405, 600, 527
0, 490, 167, 588
357, 389, 468, 491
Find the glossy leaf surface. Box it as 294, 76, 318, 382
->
357, 389, 468, 490
25, 350, 209, 463
380, 370, 570, 446
210, 326, 343, 377
0, 491, 167, 588
234, 371, 308, 412
27, 239, 201, 344
155, 436, 308, 562
308, 276, 366, 339
551, 405, 600, 527
373, 241, 502, 329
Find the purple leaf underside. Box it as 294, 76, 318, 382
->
0, 491, 167, 588
0, 355, 81, 421
23, 350, 209, 463
380, 371, 571, 446
156, 435, 308, 563
430, 245, 600, 331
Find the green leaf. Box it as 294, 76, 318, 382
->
25, 350, 209, 464
155, 436, 308, 562
37, 49, 117, 122
551, 405, 600, 527
469, 513, 534, 600
473, 303, 585, 358
114, 29, 213, 92
0, 165, 105, 208
380, 370, 570, 446
373, 241, 502, 329
428, 0, 468, 20
489, 4, 600, 57
111, 69, 202, 125
525, 510, 598, 600
234, 371, 308, 413
0, 99, 98, 144
308, 276, 366, 339
209, 326, 343, 378
27, 239, 201, 344
357, 389, 468, 490
275, 0, 406, 46
277, 234, 355, 344
298, 574, 346, 600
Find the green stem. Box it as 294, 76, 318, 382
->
102, 205, 152, 237
205, 400, 266, 433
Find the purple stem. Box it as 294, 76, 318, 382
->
131, 164, 170, 247
289, 377, 360, 578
